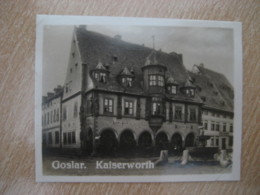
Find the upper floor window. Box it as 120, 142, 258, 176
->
204, 121, 208, 130
230, 124, 233, 132
149, 75, 164, 87
124, 100, 133, 115
74, 102, 78, 118
93, 72, 107, 83
223, 123, 226, 132
63, 107, 67, 121
167, 85, 177, 94
189, 107, 197, 122
216, 123, 220, 131
211, 122, 215, 131
56, 108, 59, 122
152, 102, 161, 115
174, 106, 183, 120
104, 98, 113, 114
186, 89, 195, 97
122, 77, 133, 87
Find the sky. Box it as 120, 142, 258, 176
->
42, 25, 234, 95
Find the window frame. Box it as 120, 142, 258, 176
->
174, 105, 183, 121
189, 107, 197, 122
104, 98, 113, 114
124, 100, 134, 116
55, 131, 59, 144
149, 74, 165, 87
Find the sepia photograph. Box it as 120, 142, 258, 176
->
35, 15, 242, 182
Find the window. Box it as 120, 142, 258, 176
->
211, 122, 215, 131
124, 100, 133, 115
216, 123, 220, 131
152, 102, 161, 115
126, 77, 132, 87
55, 131, 59, 144
149, 75, 164, 87
122, 77, 133, 87
54, 110, 56, 122
149, 75, 156, 86
94, 72, 99, 80
229, 137, 233, 146
72, 132, 76, 144
57, 108, 59, 122
204, 121, 208, 130
104, 98, 113, 113
100, 72, 106, 83
186, 89, 195, 97
168, 86, 177, 94
158, 75, 164, 86
74, 102, 78, 118
216, 138, 219, 146
44, 114, 46, 126
48, 132, 52, 144
63, 107, 67, 121
189, 108, 197, 122
174, 106, 183, 120
63, 133, 67, 145
230, 124, 233, 132
93, 72, 107, 83
47, 112, 49, 124
223, 123, 226, 132
68, 132, 72, 144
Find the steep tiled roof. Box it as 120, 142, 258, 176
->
75, 27, 201, 102
188, 65, 234, 112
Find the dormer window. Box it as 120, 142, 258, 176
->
100, 72, 106, 83
167, 85, 177, 94
186, 88, 195, 97
122, 77, 132, 87
166, 76, 178, 94
91, 60, 109, 83
119, 67, 134, 87
182, 79, 195, 97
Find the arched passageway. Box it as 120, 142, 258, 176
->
155, 132, 169, 151
119, 130, 136, 153
170, 133, 183, 155
98, 129, 118, 154
185, 133, 195, 148
138, 131, 153, 153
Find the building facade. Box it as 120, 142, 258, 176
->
190, 64, 234, 150
42, 86, 63, 150
42, 26, 234, 155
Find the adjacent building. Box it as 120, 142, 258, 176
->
189, 64, 234, 150
42, 86, 63, 150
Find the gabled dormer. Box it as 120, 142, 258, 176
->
182, 79, 196, 97
166, 76, 179, 95
119, 67, 134, 87
91, 60, 109, 83
142, 51, 167, 94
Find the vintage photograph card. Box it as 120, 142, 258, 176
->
35, 15, 242, 182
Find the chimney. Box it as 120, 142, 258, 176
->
178, 54, 183, 64
78, 25, 87, 31
114, 34, 122, 40
199, 63, 204, 68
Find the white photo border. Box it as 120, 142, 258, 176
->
35, 15, 242, 182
